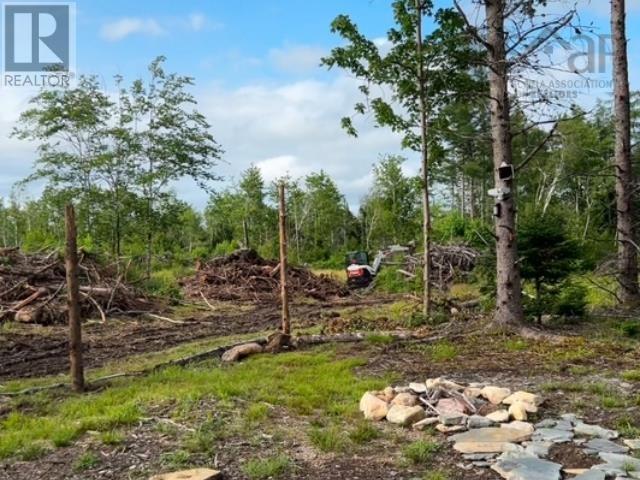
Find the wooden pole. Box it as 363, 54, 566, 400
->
65, 204, 84, 393
278, 183, 291, 336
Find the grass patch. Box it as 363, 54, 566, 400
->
99, 430, 125, 446
308, 426, 347, 452
503, 338, 529, 352
0, 348, 387, 460
622, 370, 640, 382
160, 450, 191, 469
403, 440, 441, 465
182, 416, 225, 454
73, 451, 100, 471
245, 403, 271, 423
243, 454, 292, 480
348, 421, 380, 444
365, 333, 395, 345
616, 415, 640, 438
427, 342, 458, 362
423, 471, 450, 480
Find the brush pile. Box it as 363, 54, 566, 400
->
183, 249, 349, 302
0, 247, 156, 324
386, 244, 480, 288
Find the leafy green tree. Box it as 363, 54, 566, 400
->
128, 56, 223, 276
323, 0, 477, 314
519, 207, 581, 323
360, 155, 420, 249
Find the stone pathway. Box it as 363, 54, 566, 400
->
359, 379, 640, 479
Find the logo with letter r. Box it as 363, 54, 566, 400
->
3, 3, 72, 72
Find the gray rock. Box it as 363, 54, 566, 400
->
440, 412, 466, 426
523, 441, 553, 457
491, 451, 562, 480
560, 413, 579, 424
584, 438, 629, 454
572, 471, 606, 480
596, 452, 640, 472
574, 422, 619, 440
554, 419, 574, 431
535, 419, 557, 429
473, 461, 493, 468
468, 415, 494, 429
533, 428, 574, 443
624, 439, 640, 450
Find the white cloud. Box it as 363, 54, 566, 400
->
268, 45, 326, 74
256, 155, 313, 183
196, 76, 406, 208
100, 18, 164, 42
188, 13, 206, 32
100, 14, 220, 42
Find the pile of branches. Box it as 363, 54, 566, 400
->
0, 248, 157, 324
387, 244, 479, 289
183, 249, 349, 303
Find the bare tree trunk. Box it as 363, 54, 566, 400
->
278, 183, 291, 336
612, 0, 640, 306
485, 0, 524, 326
65, 204, 84, 393
416, 0, 432, 317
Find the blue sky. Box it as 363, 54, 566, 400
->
1, 0, 639, 210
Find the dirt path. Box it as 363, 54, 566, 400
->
0, 296, 393, 381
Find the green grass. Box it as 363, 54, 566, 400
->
308, 426, 347, 452
365, 333, 395, 345
245, 403, 271, 423
182, 416, 225, 454
0, 348, 388, 460
73, 451, 100, 471
426, 342, 458, 362
99, 430, 125, 446
348, 421, 380, 444
622, 370, 640, 382
423, 471, 450, 480
243, 454, 292, 480
403, 440, 441, 465
160, 450, 192, 469
616, 415, 640, 438
503, 338, 529, 352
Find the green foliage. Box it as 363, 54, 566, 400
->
553, 283, 588, 319
519, 207, 583, 322
348, 421, 380, 444
403, 440, 441, 465
620, 321, 640, 339
242, 455, 292, 480
144, 267, 190, 299
0, 350, 387, 459
308, 426, 347, 452
73, 452, 100, 471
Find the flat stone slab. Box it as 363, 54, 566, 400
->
595, 451, 640, 472
451, 427, 532, 453
584, 438, 629, 454
574, 422, 618, 440
523, 441, 553, 458
149, 469, 222, 480
533, 427, 574, 443
491, 451, 562, 480
572, 471, 606, 480
624, 439, 640, 450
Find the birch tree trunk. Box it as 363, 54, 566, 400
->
485, 0, 524, 325
612, 0, 640, 306
416, 0, 432, 317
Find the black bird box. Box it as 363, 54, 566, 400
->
498, 162, 514, 181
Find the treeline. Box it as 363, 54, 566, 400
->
3, 96, 638, 271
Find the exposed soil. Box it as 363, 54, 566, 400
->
0, 296, 394, 381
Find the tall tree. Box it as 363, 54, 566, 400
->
611, 0, 639, 306
323, 0, 476, 315
454, 0, 575, 327
128, 57, 223, 277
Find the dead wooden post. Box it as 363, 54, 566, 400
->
65, 204, 84, 393
278, 182, 291, 336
